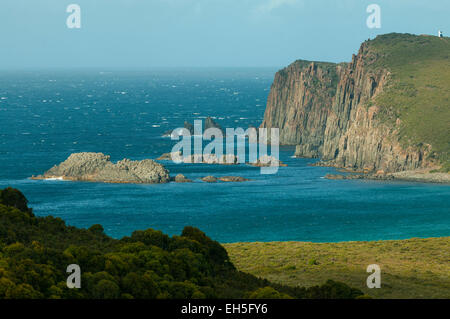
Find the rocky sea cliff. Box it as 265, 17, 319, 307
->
261, 33, 450, 181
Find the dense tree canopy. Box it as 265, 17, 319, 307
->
0, 188, 364, 299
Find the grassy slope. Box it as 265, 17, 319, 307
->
225, 237, 450, 299
368, 33, 450, 169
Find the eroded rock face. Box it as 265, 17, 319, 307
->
261, 60, 339, 154
317, 43, 424, 173
34, 152, 170, 184
261, 39, 435, 173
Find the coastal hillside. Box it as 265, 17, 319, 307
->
261, 33, 450, 173
225, 238, 450, 299
0, 188, 363, 299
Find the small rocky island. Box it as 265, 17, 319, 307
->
31, 153, 254, 184
32, 153, 170, 184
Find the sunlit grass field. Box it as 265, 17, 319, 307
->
225, 237, 450, 299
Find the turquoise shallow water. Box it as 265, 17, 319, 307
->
0, 69, 449, 243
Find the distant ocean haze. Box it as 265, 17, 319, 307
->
0, 69, 449, 243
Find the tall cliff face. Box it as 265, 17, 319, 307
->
261, 33, 450, 173
261, 60, 339, 157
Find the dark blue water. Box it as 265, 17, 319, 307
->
0, 69, 449, 243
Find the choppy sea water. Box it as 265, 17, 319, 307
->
0, 69, 449, 243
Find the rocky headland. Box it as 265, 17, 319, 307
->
261, 33, 450, 183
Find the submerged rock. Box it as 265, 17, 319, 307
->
32, 152, 170, 184
249, 155, 287, 167
325, 174, 347, 180
218, 176, 250, 182
156, 151, 182, 161
200, 175, 250, 182
325, 173, 396, 181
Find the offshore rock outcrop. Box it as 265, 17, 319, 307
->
261, 35, 441, 173
157, 152, 286, 167
201, 176, 218, 183
157, 152, 239, 164
172, 174, 193, 183
32, 153, 170, 184
200, 175, 250, 182
162, 116, 223, 137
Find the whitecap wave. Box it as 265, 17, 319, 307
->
44, 177, 65, 181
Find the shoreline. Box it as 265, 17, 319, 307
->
324, 171, 450, 184
307, 162, 450, 184
29, 175, 163, 184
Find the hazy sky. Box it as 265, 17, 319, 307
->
1, 0, 448, 68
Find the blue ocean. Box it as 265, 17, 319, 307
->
0, 69, 449, 243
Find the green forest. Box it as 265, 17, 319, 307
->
0, 187, 364, 299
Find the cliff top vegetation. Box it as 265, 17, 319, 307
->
367, 33, 449, 169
